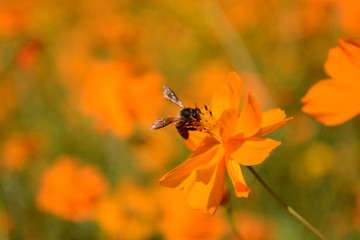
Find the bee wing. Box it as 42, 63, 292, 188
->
163, 86, 185, 108
151, 117, 179, 130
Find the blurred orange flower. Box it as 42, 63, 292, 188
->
0, 81, 17, 123
160, 72, 292, 215
337, 0, 360, 37
1, 132, 42, 172
188, 60, 230, 104
96, 180, 158, 239
234, 211, 275, 240
189, 62, 274, 117
54, 10, 163, 139
16, 40, 42, 70
301, 38, 360, 126
79, 61, 164, 138
130, 129, 178, 173
0, 1, 30, 37
36, 156, 108, 222
221, 0, 270, 33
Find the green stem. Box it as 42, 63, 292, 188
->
247, 166, 328, 240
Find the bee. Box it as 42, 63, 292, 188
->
151, 86, 202, 139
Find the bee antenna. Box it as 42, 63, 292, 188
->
195, 102, 198, 108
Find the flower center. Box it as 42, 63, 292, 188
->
199, 106, 222, 142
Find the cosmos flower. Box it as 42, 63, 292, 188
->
159, 72, 292, 215
36, 156, 108, 221
95, 180, 158, 240
336, 0, 360, 36
1, 132, 41, 172
301, 38, 360, 126
80, 61, 164, 138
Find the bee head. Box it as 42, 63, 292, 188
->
180, 108, 202, 121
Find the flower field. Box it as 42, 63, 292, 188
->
0, 0, 360, 239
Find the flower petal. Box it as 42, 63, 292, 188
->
189, 136, 220, 159
211, 84, 232, 119
225, 159, 251, 198
218, 109, 238, 142
185, 160, 225, 215
196, 166, 216, 185
211, 72, 243, 119
325, 38, 360, 82
233, 93, 262, 138
227, 72, 243, 110
262, 108, 286, 126
256, 108, 293, 137
301, 79, 360, 126
338, 38, 360, 65
227, 137, 281, 166
159, 138, 219, 189
194, 145, 225, 185
185, 131, 209, 151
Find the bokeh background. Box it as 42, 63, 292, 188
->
0, 0, 360, 239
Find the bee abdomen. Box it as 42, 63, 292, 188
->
175, 122, 190, 139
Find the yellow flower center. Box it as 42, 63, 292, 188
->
199, 106, 222, 143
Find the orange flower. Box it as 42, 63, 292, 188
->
79, 61, 163, 138
36, 156, 108, 222
0, 1, 30, 37
234, 211, 275, 240
0, 81, 17, 124
96, 180, 158, 239
130, 129, 178, 173
54, 12, 163, 139
301, 38, 360, 126
1, 132, 42, 172
337, 0, 360, 36
16, 40, 42, 70
159, 72, 292, 215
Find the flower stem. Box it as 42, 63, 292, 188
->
247, 166, 328, 240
